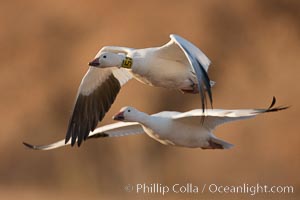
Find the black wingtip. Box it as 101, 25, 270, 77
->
268, 96, 276, 110
65, 127, 72, 145
88, 132, 109, 139
64, 138, 69, 145
265, 96, 289, 113
197, 59, 213, 111
23, 142, 36, 150
266, 105, 290, 113
180, 45, 213, 112
71, 137, 76, 147
77, 139, 82, 147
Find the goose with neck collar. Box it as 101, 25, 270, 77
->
65, 34, 215, 147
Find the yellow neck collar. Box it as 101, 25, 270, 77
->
121, 57, 133, 69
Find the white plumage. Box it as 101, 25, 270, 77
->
24, 97, 287, 150
65, 34, 214, 146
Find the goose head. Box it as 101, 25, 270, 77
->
89, 52, 123, 68
113, 106, 140, 122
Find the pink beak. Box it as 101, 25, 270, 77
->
88, 57, 100, 67
113, 111, 125, 121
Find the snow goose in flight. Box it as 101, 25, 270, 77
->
65, 34, 214, 147
24, 97, 287, 150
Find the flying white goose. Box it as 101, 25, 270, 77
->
24, 97, 287, 150
65, 34, 214, 146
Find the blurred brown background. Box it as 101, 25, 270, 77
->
0, 0, 299, 199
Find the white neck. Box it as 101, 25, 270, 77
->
116, 54, 126, 68
133, 110, 152, 126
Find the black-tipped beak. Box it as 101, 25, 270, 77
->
88, 58, 100, 67
113, 111, 125, 121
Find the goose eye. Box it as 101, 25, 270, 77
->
103, 55, 107, 58
128, 109, 131, 112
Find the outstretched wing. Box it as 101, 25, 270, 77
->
173, 97, 288, 130
157, 34, 213, 111
24, 122, 144, 150
65, 66, 132, 147
65, 46, 135, 147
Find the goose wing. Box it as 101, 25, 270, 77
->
65, 67, 132, 147
172, 97, 288, 129
157, 34, 213, 111
24, 122, 144, 150
65, 46, 135, 147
